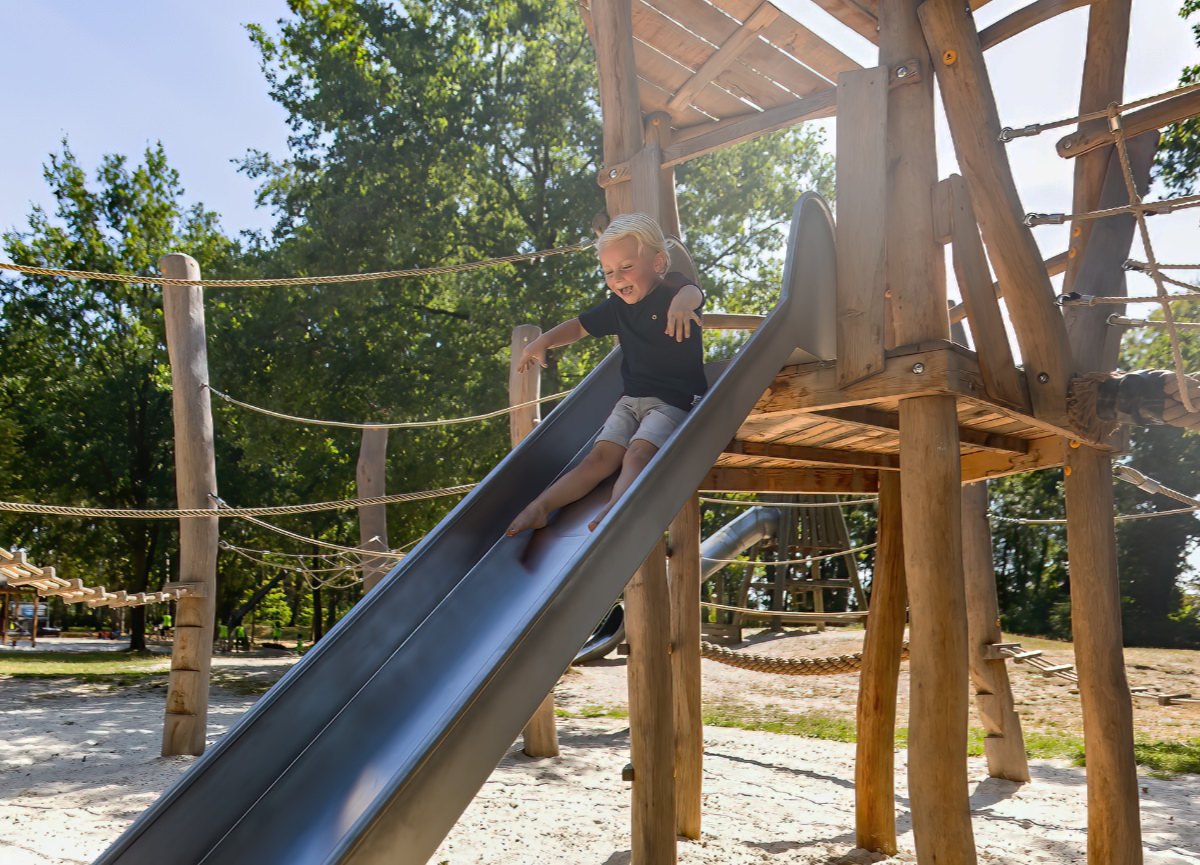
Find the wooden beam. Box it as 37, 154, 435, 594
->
899, 393, 976, 864
1057, 89, 1200, 159
945, 175, 1027, 410
978, 0, 1090, 51
855, 472, 906, 854
666, 2, 780, 115
701, 466, 881, 493
836, 66, 889, 387
511, 325, 559, 760
668, 496, 702, 840
593, 0, 643, 217
1063, 0, 1133, 295
811, 0, 882, 44
723, 439, 901, 469
644, 113, 681, 237
919, 0, 1075, 422
962, 480, 1030, 783
356, 427, 390, 593
948, 251, 1069, 325
1065, 445, 1143, 865
625, 537, 677, 865
703, 313, 765, 330
812, 405, 1032, 454
959, 435, 1064, 482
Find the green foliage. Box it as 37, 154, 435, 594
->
1156, 1, 1200, 193
1134, 736, 1200, 778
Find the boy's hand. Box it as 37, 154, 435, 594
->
665, 286, 703, 342
517, 341, 549, 374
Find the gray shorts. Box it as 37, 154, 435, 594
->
595, 396, 688, 450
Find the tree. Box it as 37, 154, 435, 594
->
0, 142, 239, 650
1155, 1, 1200, 193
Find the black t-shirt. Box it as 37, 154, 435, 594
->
578, 271, 708, 411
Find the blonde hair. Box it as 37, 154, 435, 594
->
597, 213, 668, 261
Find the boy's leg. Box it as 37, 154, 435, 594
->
588, 439, 659, 530
507, 440, 626, 535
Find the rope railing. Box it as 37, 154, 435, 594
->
698, 640, 908, 676
701, 542, 877, 567
697, 495, 879, 508
0, 239, 595, 288
998, 80, 1200, 141
1023, 192, 1200, 227
207, 385, 571, 430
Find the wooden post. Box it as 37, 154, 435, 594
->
668, 495, 702, 839
356, 427, 390, 593
1064, 446, 1142, 865
962, 480, 1029, 782
919, 0, 1074, 422
593, 0, 643, 219
643, 113, 681, 238
160, 253, 219, 758
1063, 0, 1133, 294
855, 473, 907, 854
626, 537, 676, 865
510, 325, 560, 759
899, 395, 976, 864
836, 66, 888, 387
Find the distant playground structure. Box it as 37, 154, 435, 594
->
4, 1, 1200, 864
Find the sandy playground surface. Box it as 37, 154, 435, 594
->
2, 631, 1199, 864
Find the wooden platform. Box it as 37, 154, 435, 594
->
704, 341, 1077, 494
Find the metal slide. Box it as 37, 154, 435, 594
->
93, 194, 836, 865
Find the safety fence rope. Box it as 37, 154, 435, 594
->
207, 385, 571, 430
701, 542, 877, 567
0, 239, 595, 288
999, 80, 1200, 141
697, 495, 879, 508
698, 640, 909, 676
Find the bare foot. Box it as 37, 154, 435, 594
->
588, 505, 612, 532
507, 502, 549, 536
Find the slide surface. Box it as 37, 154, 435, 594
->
93, 194, 835, 865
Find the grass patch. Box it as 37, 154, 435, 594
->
1134, 738, 1200, 778
702, 704, 857, 742
556, 704, 629, 720
0, 651, 166, 684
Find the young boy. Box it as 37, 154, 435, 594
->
507, 213, 706, 536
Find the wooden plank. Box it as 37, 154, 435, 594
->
899, 394, 976, 864
724, 439, 901, 469
631, 37, 754, 120
625, 537, 677, 865
962, 481, 1030, 782
946, 175, 1027, 410
759, 15, 861, 82
634, 76, 712, 128
356, 427, 390, 593
702, 313, 765, 330
645, 113, 682, 237
810, 0, 881, 44
836, 66, 888, 387
594, 0, 646, 217
855, 472, 906, 854
701, 466, 881, 493
811, 405, 1032, 454
959, 435, 1065, 482
1057, 89, 1200, 160
919, 0, 1074, 423
666, 2, 781, 114
978, 0, 1090, 51
948, 251, 1070, 325
668, 496, 703, 839
1064, 445, 1143, 865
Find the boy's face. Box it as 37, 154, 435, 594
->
598, 235, 667, 305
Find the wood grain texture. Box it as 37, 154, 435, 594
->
668, 496, 703, 839
625, 537, 677, 865
919, 0, 1074, 421
978, 0, 1090, 50
899, 394, 977, 864
855, 472, 906, 854
594, 0, 644, 217
356, 428, 390, 593
1057, 89, 1199, 159
1065, 445, 1143, 865
836, 66, 889, 387
160, 253, 219, 758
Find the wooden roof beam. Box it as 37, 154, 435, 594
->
810, 406, 1032, 454
979, 0, 1090, 51
723, 439, 903, 469
702, 466, 882, 493
808, 0, 881, 45
666, 2, 781, 114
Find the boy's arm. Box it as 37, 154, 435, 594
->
517, 318, 588, 372
665, 284, 703, 342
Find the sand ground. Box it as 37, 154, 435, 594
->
2, 632, 1199, 864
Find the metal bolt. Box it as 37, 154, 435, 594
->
895, 65, 909, 79
912, 362, 925, 374
1062, 139, 1073, 150
1037, 372, 1050, 383
609, 168, 619, 178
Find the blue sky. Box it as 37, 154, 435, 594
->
0, 0, 1196, 284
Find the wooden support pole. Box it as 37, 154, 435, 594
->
643, 113, 680, 238
593, 0, 644, 218
668, 495, 702, 839
918, 0, 1074, 422
511, 325, 560, 759
899, 394, 976, 864
1065, 445, 1142, 865
962, 481, 1029, 782
854, 472, 907, 854
356, 427, 390, 593
160, 253, 219, 758
1063, 0, 1133, 294
835, 66, 888, 387
626, 536, 676, 865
